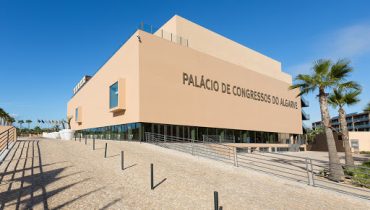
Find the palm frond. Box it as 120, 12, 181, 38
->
328, 89, 343, 108
329, 59, 353, 82
338, 81, 362, 91
313, 59, 331, 76
290, 74, 317, 96
328, 88, 360, 108
343, 90, 361, 106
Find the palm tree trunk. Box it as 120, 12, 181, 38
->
338, 107, 355, 166
319, 89, 344, 181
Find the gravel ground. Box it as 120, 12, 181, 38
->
0, 138, 369, 209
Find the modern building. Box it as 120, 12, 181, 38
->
312, 112, 370, 132
67, 15, 306, 146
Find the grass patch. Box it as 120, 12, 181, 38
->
344, 161, 370, 188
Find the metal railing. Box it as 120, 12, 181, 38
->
0, 126, 17, 152
145, 132, 370, 199
138, 22, 189, 47
203, 135, 235, 143
145, 132, 237, 165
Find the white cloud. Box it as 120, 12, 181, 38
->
286, 22, 370, 76
325, 24, 370, 58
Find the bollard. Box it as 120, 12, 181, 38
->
104, 143, 107, 158
85, 136, 87, 145
121, 151, 124, 170
93, 136, 95, 150
214, 191, 219, 210
75, 135, 76, 141
7, 130, 9, 149
79, 134, 81, 142
151, 163, 154, 190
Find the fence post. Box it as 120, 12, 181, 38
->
310, 159, 315, 186
233, 147, 238, 167
214, 191, 219, 210
7, 130, 9, 149
93, 135, 96, 150
121, 151, 124, 170
191, 139, 194, 155
151, 163, 154, 190
104, 143, 107, 158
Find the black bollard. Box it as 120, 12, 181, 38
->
85, 136, 87, 145
104, 143, 107, 158
121, 151, 124, 170
214, 191, 219, 210
93, 136, 95, 150
151, 163, 154, 190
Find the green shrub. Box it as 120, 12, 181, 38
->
345, 161, 370, 188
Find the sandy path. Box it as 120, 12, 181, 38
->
0, 138, 369, 209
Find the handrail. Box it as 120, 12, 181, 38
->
0, 126, 17, 152
145, 132, 235, 163
146, 131, 370, 197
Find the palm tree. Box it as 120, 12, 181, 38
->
328, 84, 361, 166
26, 120, 32, 129
307, 126, 324, 143
0, 108, 4, 125
364, 102, 370, 112
290, 59, 354, 181
18, 120, 24, 129
7, 116, 15, 126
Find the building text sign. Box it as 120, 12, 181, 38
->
182, 72, 298, 109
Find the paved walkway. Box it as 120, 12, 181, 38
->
0, 138, 370, 209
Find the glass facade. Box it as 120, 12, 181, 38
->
109, 82, 119, 109
76, 122, 291, 144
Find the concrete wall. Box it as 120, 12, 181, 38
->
155, 15, 291, 83
139, 31, 302, 134
349, 132, 370, 152
67, 32, 140, 130
308, 133, 345, 152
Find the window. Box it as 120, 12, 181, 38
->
75, 108, 78, 122
109, 82, 119, 109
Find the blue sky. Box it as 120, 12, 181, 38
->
1, 0, 370, 128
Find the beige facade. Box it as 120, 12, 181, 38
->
67, 15, 302, 137
349, 132, 370, 152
